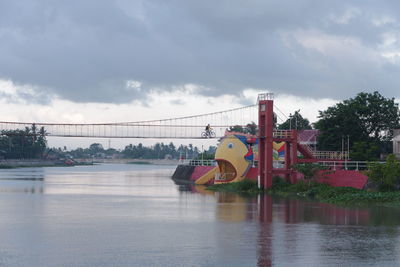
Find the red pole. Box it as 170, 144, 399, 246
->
258, 104, 266, 189
258, 95, 274, 189
290, 130, 298, 183
284, 142, 291, 182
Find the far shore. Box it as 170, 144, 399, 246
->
92, 158, 180, 165
0, 158, 180, 168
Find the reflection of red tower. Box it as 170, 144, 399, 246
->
257, 195, 273, 267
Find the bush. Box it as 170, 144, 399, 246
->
207, 179, 262, 195
272, 176, 289, 189
367, 154, 400, 191
291, 163, 328, 186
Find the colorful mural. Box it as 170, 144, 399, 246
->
195, 133, 287, 184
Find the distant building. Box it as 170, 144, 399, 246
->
393, 129, 400, 159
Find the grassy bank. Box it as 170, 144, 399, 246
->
205, 177, 400, 206
207, 179, 263, 196
270, 178, 400, 206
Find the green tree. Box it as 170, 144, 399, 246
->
292, 163, 327, 187
245, 122, 257, 135
0, 124, 47, 159
350, 141, 380, 161
89, 143, 104, 154
367, 154, 400, 191
228, 125, 245, 133
315, 91, 400, 155
228, 122, 258, 135
278, 111, 312, 130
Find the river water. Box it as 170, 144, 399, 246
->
0, 164, 400, 267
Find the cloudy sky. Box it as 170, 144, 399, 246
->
1, 0, 400, 148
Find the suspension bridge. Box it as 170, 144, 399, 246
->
0, 104, 265, 139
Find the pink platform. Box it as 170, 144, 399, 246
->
190, 166, 368, 189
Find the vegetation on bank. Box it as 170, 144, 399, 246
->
367, 154, 400, 191
269, 178, 400, 206
269, 157, 400, 206
206, 177, 400, 206
207, 179, 262, 196
0, 164, 67, 169
206, 156, 400, 206
0, 161, 94, 169
205, 177, 400, 206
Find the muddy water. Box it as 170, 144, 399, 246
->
0, 164, 399, 266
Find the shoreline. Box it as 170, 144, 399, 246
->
205, 178, 400, 207
0, 158, 180, 169
0, 159, 93, 169
269, 182, 400, 207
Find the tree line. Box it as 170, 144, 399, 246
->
51, 142, 217, 160
0, 124, 47, 159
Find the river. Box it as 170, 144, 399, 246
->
0, 164, 399, 266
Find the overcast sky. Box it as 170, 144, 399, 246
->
1, 0, 400, 148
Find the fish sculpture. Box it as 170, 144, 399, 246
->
195, 132, 285, 185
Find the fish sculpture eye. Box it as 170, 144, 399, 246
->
228, 143, 234, 149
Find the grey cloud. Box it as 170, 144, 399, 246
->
170, 99, 184, 105
0, 85, 52, 105
1, 0, 400, 103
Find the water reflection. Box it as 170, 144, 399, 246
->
0, 186, 44, 194
0, 167, 45, 195
185, 184, 400, 266
1, 165, 400, 266
184, 183, 400, 227
258, 195, 273, 267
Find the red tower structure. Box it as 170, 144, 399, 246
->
257, 93, 356, 190
258, 93, 311, 189
258, 94, 274, 189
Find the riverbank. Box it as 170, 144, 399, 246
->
0, 158, 180, 169
271, 178, 400, 206
206, 178, 400, 206
207, 179, 263, 196
0, 159, 93, 169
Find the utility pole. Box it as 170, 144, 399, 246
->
341, 135, 344, 157
295, 109, 300, 130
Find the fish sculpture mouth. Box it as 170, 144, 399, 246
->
215, 159, 237, 183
